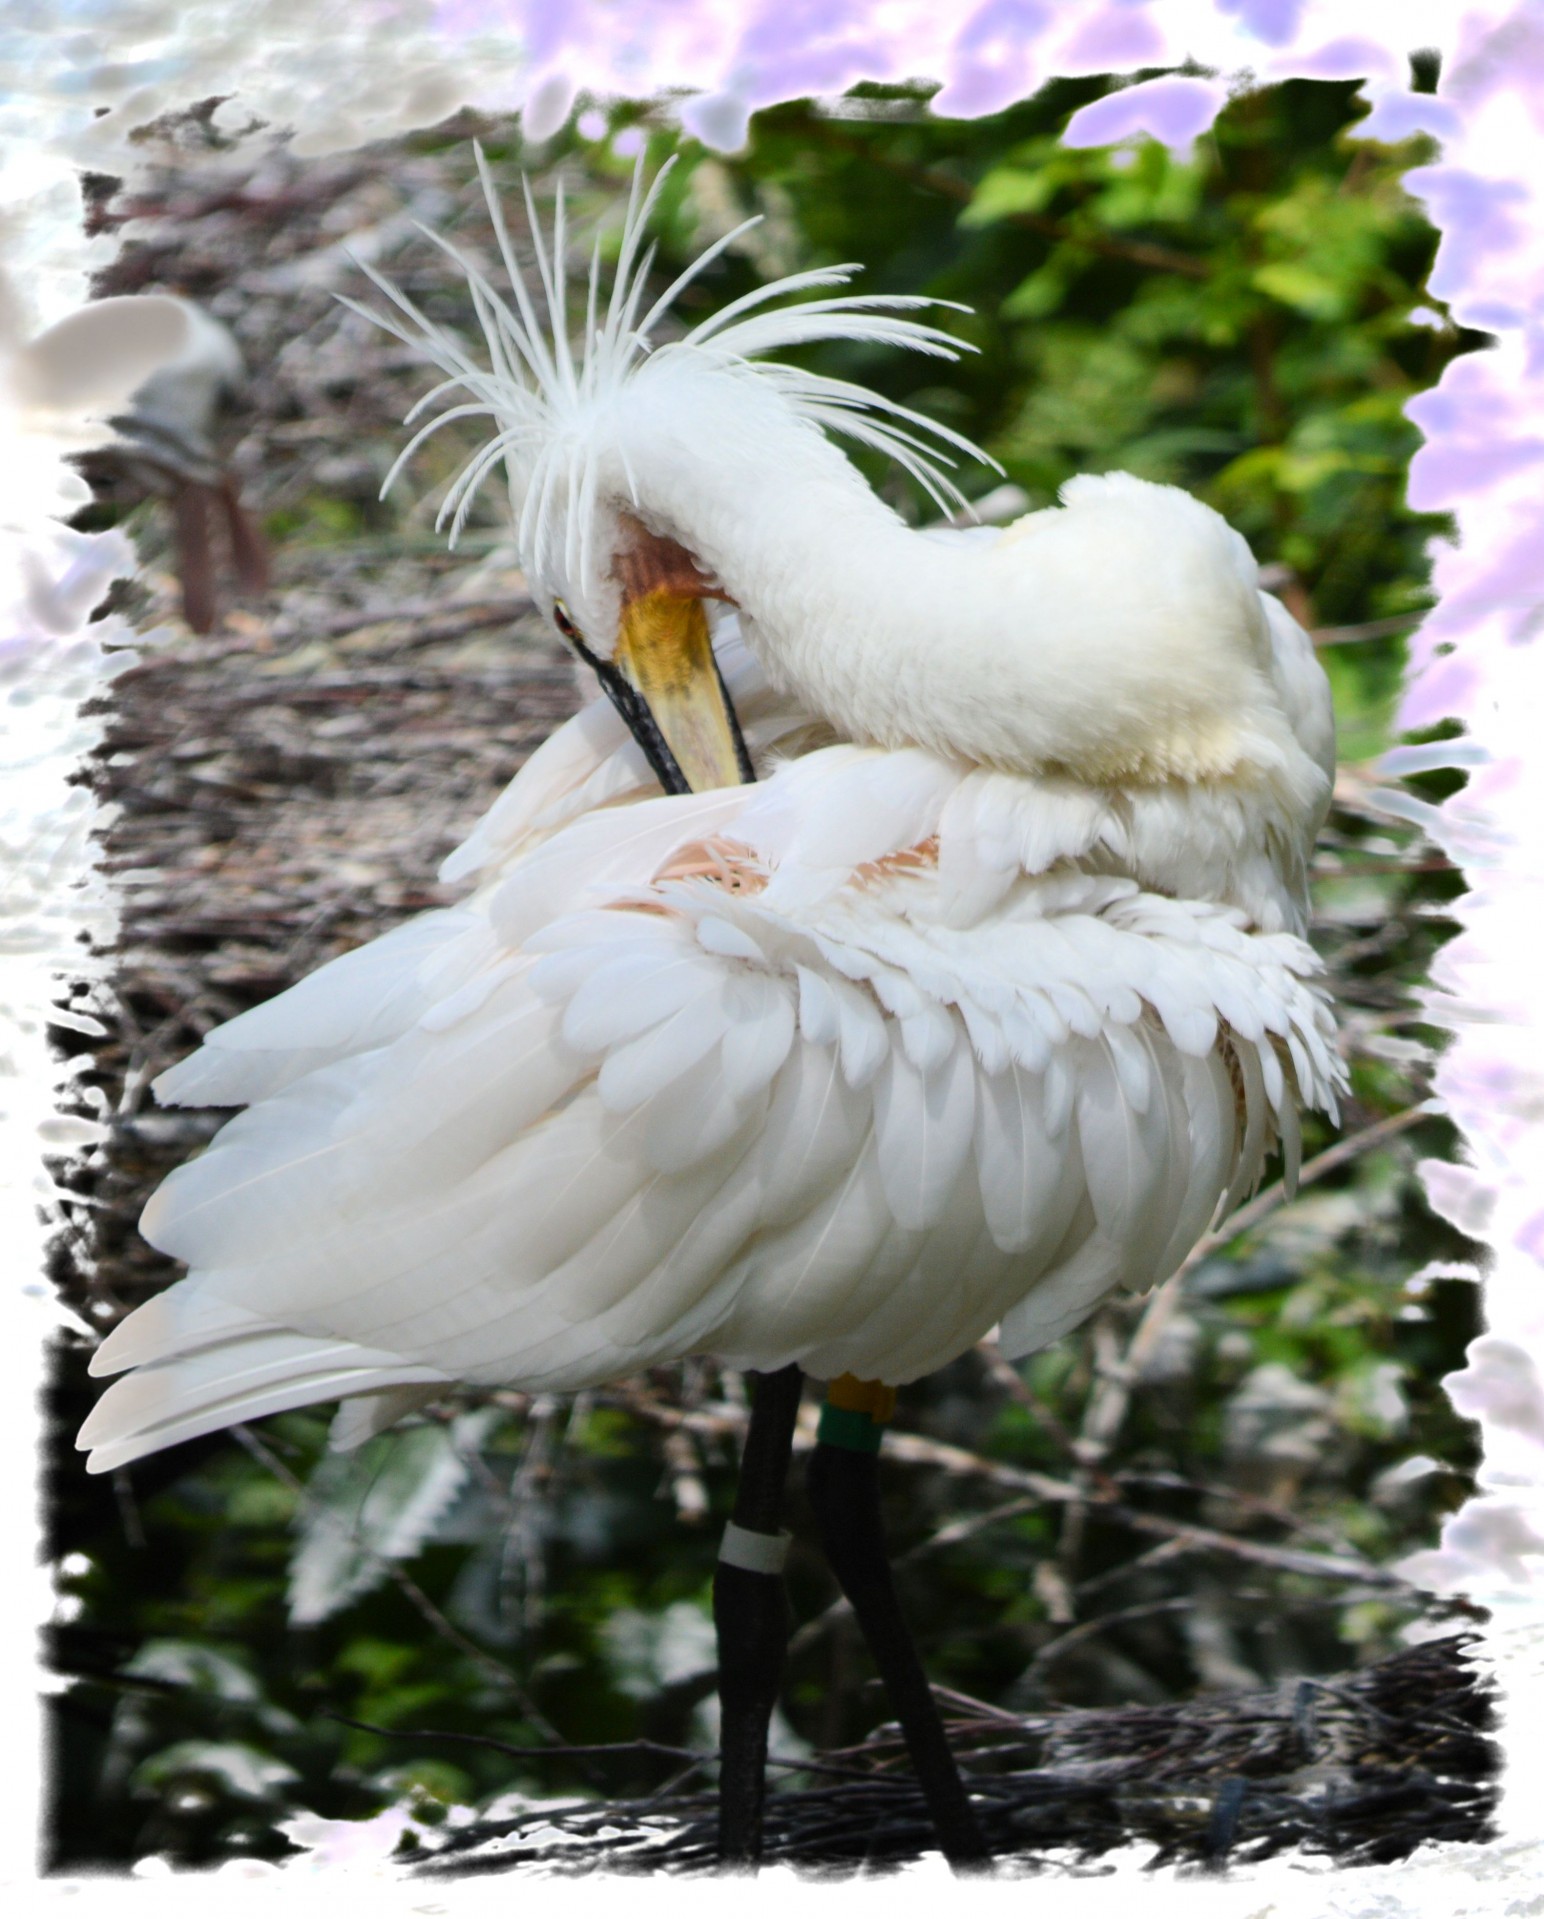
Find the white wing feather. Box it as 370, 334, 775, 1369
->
84, 658, 1343, 1469
79, 172, 1345, 1475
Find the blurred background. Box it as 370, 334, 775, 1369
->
45, 64, 1490, 1870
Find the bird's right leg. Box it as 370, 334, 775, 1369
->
806, 1375, 990, 1870
713, 1363, 803, 1868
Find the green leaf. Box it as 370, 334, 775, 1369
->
1002, 262, 1071, 320
1337, 1360, 1411, 1441
369, 1761, 475, 1811
960, 166, 1056, 226
124, 1640, 303, 1737
288, 1408, 501, 1627
601, 1598, 716, 1701
1251, 262, 1346, 319
132, 1740, 299, 1803
127, 1639, 262, 1702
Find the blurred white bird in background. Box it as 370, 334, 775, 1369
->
80, 151, 1342, 1866
97, 296, 268, 632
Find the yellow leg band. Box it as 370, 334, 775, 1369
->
825, 1374, 897, 1424
818, 1376, 897, 1453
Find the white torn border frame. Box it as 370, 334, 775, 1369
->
3, 2, 1541, 1907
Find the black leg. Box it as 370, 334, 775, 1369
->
807, 1429, 990, 1869
714, 1364, 803, 1867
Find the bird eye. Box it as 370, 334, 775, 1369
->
552, 601, 579, 642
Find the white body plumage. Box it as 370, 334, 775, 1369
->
80, 158, 1343, 1474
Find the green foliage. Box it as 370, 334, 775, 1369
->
50, 75, 1484, 1871
289, 1408, 503, 1626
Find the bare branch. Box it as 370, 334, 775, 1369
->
231, 1423, 587, 1771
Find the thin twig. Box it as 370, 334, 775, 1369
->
1075, 1105, 1430, 1475
1027, 1597, 1196, 1677
309, 594, 530, 639
318, 1710, 707, 1771
1198, 1105, 1428, 1260
1074, 1535, 1195, 1600
318, 1710, 873, 1784
780, 1427, 1396, 1663
1114, 1470, 1380, 1558
230, 1424, 591, 1778
1044, 1105, 1426, 1594
898, 1494, 1042, 1563
1104, 1508, 1397, 1587
1312, 615, 1422, 647
977, 1345, 1083, 1453
785, 1490, 1047, 1659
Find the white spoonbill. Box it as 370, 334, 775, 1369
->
101, 298, 268, 632
80, 152, 1343, 1867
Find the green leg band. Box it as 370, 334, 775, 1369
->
816, 1401, 886, 1454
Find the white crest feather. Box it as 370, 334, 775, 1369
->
345, 144, 999, 577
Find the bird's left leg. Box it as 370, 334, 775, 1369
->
806, 1376, 990, 1869
714, 1363, 803, 1868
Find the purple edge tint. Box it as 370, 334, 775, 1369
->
1409, 439, 1544, 509
1063, 75, 1229, 149
1057, 11, 1167, 76
932, 3, 1049, 121
1268, 34, 1399, 82
1218, 0, 1306, 51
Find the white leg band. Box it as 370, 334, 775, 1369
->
718, 1521, 792, 1575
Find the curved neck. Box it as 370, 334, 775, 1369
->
617, 379, 1287, 791
701, 486, 957, 751
620, 401, 988, 759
